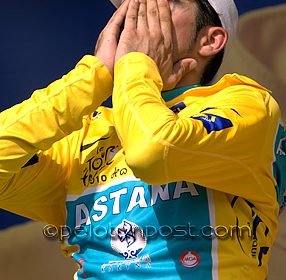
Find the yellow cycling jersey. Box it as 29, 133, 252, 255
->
0, 53, 285, 279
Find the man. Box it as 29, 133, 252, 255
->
0, 0, 285, 279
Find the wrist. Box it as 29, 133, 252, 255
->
114, 52, 162, 89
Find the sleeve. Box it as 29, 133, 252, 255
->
112, 52, 271, 201
0, 55, 113, 224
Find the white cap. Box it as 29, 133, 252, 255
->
109, 0, 238, 51
208, 0, 238, 51
109, 0, 121, 8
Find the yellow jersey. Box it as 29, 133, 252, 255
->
0, 53, 285, 279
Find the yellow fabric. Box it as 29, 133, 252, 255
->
218, 4, 286, 121
0, 55, 113, 225
0, 52, 283, 279
217, 5, 286, 279
112, 53, 282, 279
113, 53, 279, 203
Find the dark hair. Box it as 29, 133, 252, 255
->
194, 0, 224, 85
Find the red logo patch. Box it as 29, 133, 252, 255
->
180, 251, 200, 268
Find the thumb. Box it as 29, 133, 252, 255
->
163, 58, 198, 90
173, 58, 198, 80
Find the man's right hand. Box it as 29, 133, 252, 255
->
94, 0, 130, 76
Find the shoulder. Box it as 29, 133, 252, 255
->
205, 74, 280, 118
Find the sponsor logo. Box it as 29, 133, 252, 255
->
80, 143, 120, 187
180, 251, 200, 268
111, 220, 146, 260
191, 113, 233, 134
101, 219, 151, 273
170, 102, 186, 113
75, 182, 199, 224
101, 255, 151, 273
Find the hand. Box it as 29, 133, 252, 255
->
95, 0, 130, 76
115, 0, 197, 90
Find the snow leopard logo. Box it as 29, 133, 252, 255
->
111, 220, 146, 260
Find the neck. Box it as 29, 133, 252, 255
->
175, 68, 201, 89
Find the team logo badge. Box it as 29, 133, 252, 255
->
111, 219, 146, 260
180, 251, 200, 268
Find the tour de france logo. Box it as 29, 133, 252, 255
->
111, 219, 147, 260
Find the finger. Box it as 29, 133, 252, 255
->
146, 0, 160, 33
125, 0, 140, 31
108, 0, 130, 27
105, 0, 130, 36
157, 0, 172, 44
137, 0, 148, 30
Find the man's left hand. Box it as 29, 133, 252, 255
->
115, 0, 197, 90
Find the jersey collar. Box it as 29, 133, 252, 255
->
161, 84, 201, 102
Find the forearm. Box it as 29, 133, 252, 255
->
0, 55, 113, 184
112, 52, 268, 193
112, 52, 171, 183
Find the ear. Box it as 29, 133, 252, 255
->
197, 27, 228, 57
